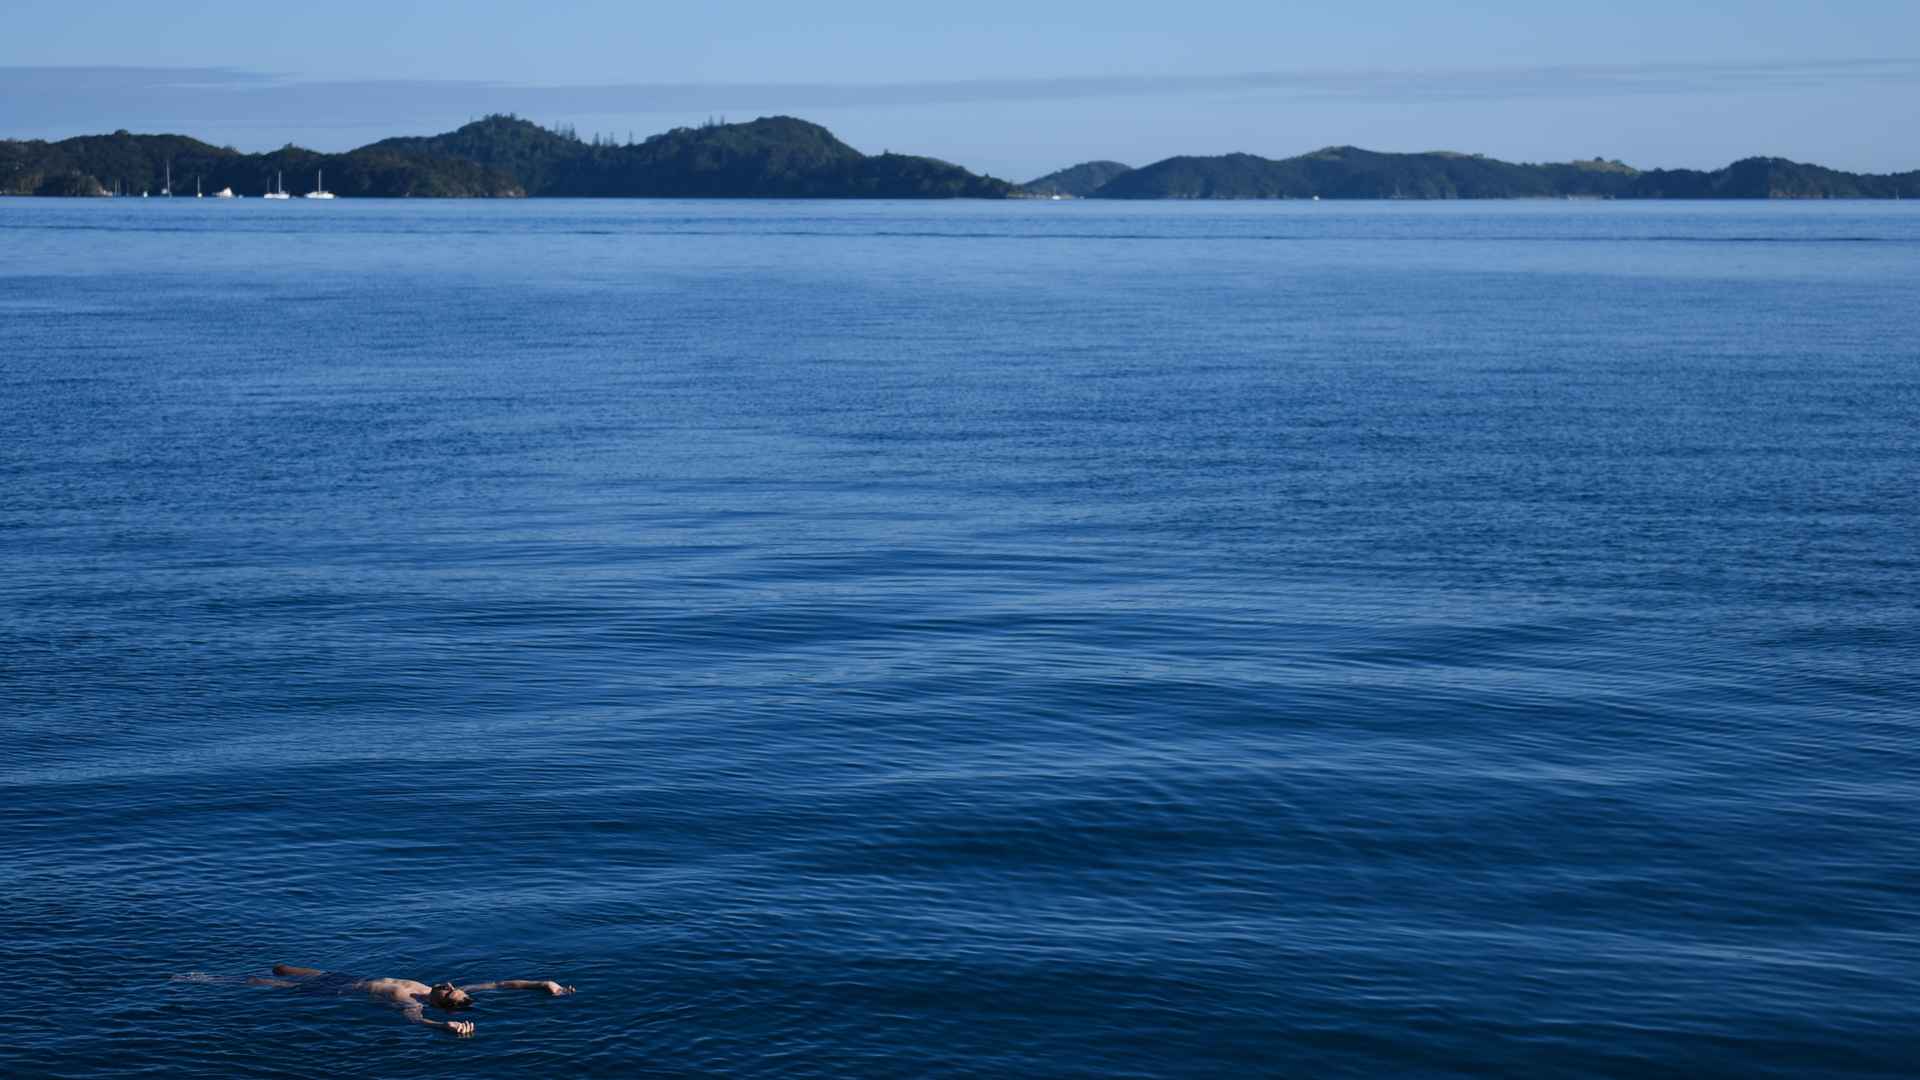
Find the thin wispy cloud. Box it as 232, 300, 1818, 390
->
4, 58, 1917, 142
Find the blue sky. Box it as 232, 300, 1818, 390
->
2, 0, 1916, 178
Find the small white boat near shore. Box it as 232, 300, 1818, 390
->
304, 169, 335, 199
263, 171, 290, 200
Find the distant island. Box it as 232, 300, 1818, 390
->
0, 115, 1012, 199
1022, 161, 1134, 198
1049, 147, 1920, 200
4, 114, 1916, 199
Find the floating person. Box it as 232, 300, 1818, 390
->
247, 963, 576, 1037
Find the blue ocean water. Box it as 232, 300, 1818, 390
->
2, 197, 1917, 1078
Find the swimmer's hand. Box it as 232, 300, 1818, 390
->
407, 1003, 475, 1036
541, 981, 576, 996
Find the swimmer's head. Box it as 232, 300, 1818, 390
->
429, 983, 472, 1011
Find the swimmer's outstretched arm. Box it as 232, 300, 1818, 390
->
403, 1002, 475, 1037
461, 979, 576, 995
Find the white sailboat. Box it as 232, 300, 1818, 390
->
263, 171, 291, 200
304, 169, 336, 200
162, 161, 172, 197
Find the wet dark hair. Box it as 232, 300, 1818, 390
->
429, 983, 472, 1011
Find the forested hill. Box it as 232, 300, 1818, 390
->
1624, 157, 1920, 199
1086, 146, 1920, 199
0, 115, 1013, 198
1022, 161, 1133, 197
9, 119, 1914, 199
364, 114, 1012, 197
0, 130, 523, 197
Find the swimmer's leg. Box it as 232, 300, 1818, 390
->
249, 977, 299, 987
273, 964, 327, 977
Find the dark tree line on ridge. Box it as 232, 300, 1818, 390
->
4, 114, 1915, 199
0, 116, 1010, 199
1027, 147, 1920, 199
